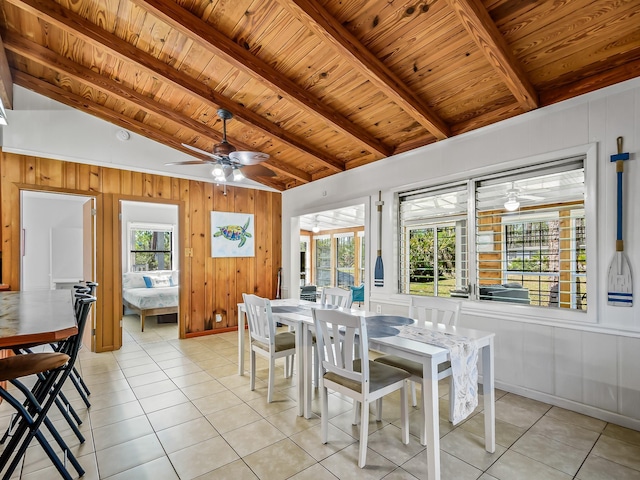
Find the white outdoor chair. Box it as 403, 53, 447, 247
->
320, 287, 353, 308
374, 295, 461, 445
312, 308, 410, 468
243, 294, 296, 403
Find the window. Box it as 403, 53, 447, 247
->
129, 223, 173, 272
314, 235, 331, 287
358, 231, 365, 284
399, 185, 468, 297
398, 155, 588, 312
335, 233, 355, 288
300, 236, 310, 285
475, 159, 586, 309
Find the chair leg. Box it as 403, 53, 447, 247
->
358, 400, 370, 468
411, 380, 417, 407
400, 385, 409, 445
352, 400, 360, 425
267, 356, 275, 403
314, 349, 320, 388
285, 354, 294, 378
69, 369, 91, 407
74, 366, 91, 396
249, 350, 256, 392
375, 398, 383, 422
54, 395, 85, 443
320, 385, 329, 444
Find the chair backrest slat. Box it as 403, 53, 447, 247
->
243, 294, 275, 349
408, 295, 461, 327
312, 308, 368, 389
320, 287, 353, 309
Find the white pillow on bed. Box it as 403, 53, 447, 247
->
143, 274, 173, 288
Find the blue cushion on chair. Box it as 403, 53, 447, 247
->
351, 285, 365, 302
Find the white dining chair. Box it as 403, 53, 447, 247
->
320, 287, 353, 308
312, 307, 410, 468
374, 295, 461, 445
243, 293, 296, 403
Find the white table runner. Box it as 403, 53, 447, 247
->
396, 325, 478, 424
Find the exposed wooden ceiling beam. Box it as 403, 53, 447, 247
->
280, 0, 450, 141
132, 0, 393, 157
0, 35, 13, 111
446, 0, 539, 111
11, 70, 285, 190
540, 57, 640, 107
2, 32, 311, 185
6, 0, 345, 175
393, 135, 438, 156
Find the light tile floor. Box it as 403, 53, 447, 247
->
2, 315, 640, 479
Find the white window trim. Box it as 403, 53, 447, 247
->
397, 142, 598, 325
127, 222, 175, 272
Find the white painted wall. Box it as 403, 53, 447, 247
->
21, 192, 90, 291
282, 77, 640, 428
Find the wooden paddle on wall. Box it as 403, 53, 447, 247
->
607, 136, 633, 306
374, 191, 384, 287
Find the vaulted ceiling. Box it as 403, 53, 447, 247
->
1, 0, 639, 191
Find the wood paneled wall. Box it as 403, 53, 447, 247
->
0, 152, 281, 352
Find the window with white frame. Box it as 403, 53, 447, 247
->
300, 236, 310, 286
398, 155, 588, 312
314, 235, 331, 287
358, 231, 365, 285
475, 158, 586, 310
335, 233, 355, 288
129, 223, 174, 272
399, 184, 469, 297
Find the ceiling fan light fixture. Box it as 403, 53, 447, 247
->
232, 167, 244, 181
504, 195, 520, 211
212, 163, 224, 178
312, 224, 320, 233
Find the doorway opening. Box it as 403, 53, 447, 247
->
120, 200, 179, 342
21, 190, 96, 349
298, 203, 366, 307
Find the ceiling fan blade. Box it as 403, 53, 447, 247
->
519, 194, 544, 200
165, 160, 216, 166
241, 164, 276, 177
229, 151, 270, 165
181, 143, 223, 160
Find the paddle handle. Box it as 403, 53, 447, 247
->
376, 191, 383, 255
616, 136, 624, 251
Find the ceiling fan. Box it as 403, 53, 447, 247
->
503, 183, 544, 211
166, 109, 275, 182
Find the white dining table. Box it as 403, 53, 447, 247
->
237, 299, 495, 480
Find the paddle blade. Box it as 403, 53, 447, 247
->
374, 256, 384, 287
607, 252, 633, 306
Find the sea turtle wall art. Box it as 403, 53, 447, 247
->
211, 212, 255, 258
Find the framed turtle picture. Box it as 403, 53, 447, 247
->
210, 211, 255, 257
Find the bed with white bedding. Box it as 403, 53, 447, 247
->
122, 270, 179, 331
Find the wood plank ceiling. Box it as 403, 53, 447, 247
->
0, 0, 639, 191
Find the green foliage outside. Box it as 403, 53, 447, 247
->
409, 226, 456, 279
507, 253, 550, 272
131, 230, 172, 271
